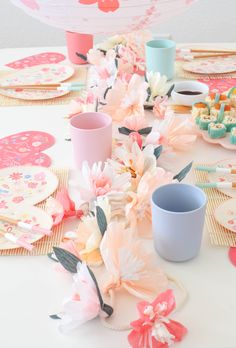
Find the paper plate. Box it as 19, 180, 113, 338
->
0, 64, 74, 100
0, 166, 58, 208
0, 206, 53, 250
214, 199, 236, 233
183, 57, 236, 75
208, 159, 236, 198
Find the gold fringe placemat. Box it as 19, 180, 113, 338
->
0, 167, 68, 256
176, 61, 236, 80
0, 66, 87, 106
194, 164, 236, 247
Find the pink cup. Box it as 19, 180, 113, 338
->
66, 31, 93, 65
70, 112, 112, 168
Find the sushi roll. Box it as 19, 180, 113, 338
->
228, 87, 236, 107
205, 93, 229, 107
222, 116, 236, 132
208, 123, 226, 139
192, 102, 210, 124
199, 114, 217, 130
230, 127, 236, 145
210, 103, 232, 122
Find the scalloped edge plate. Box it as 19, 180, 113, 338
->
214, 198, 236, 233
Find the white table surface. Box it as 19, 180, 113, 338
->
0, 45, 236, 348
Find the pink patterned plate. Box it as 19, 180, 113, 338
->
183, 57, 236, 74
208, 159, 236, 198
199, 130, 236, 151
0, 64, 74, 100
0, 166, 58, 208
214, 199, 236, 233
0, 206, 53, 250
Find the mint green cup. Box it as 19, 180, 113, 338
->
145, 39, 176, 80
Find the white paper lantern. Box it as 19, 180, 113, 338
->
11, 0, 197, 36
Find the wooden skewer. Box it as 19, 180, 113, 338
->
0, 229, 34, 251
0, 85, 61, 90
191, 49, 236, 54
193, 52, 236, 59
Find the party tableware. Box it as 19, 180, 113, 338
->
171, 81, 209, 106
0, 206, 53, 250
0, 82, 85, 91
5, 52, 66, 69
66, 31, 93, 65
199, 129, 236, 151
145, 39, 176, 80
183, 57, 236, 74
195, 165, 236, 174
196, 182, 236, 189
207, 159, 236, 198
214, 198, 236, 233
0, 64, 74, 100
0, 214, 52, 236
0, 166, 58, 208
70, 112, 112, 168
151, 183, 207, 262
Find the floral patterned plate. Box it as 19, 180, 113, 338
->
0, 166, 58, 208
0, 64, 74, 100
0, 206, 53, 250
214, 199, 236, 233
183, 57, 236, 74
208, 159, 236, 198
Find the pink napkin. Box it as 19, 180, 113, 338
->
198, 78, 236, 94
5, 52, 66, 69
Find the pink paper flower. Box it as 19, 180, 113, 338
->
102, 74, 147, 122
68, 93, 95, 118
145, 112, 197, 152
59, 262, 100, 334
129, 132, 143, 149
77, 161, 131, 203
128, 289, 187, 348
153, 96, 169, 119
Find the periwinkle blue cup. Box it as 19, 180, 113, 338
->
151, 183, 207, 262
145, 39, 176, 80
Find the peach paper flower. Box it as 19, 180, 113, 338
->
145, 112, 197, 151
102, 74, 148, 122
123, 115, 148, 132
153, 96, 169, 119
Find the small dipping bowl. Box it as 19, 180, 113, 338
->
171, 81, 209, 106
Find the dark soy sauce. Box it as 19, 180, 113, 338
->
177, 90, 202, 95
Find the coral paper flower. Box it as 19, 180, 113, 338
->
102, 74, 148, 122
128, 289, 187, 348
59, 262, 100, 334
100, 221, 168, 301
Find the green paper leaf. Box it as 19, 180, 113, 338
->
104, 86, 112, 100
118, 127, 132, 135
50, 314, 61, 320
154, 145, 163, 160
96, 206, 107, 236
173, 161, 193, 182
53, 247, 81, 273
75, 52, 87, 62
138, 127, 152, 135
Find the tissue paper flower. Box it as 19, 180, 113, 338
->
102, 74, 148, 122
146, 72, 168, 101
126, 169, 174, 229
145, 112, 197, 151
77, 161, 131, 203
59, 262, 100, 334
123, 115, 148, 132
67, 92, 95, 118
100, 221, 168, 301
128, 289, 187, 348
45, 188, 85, 225
153, 96, 169, 119
110, 142, 157, 188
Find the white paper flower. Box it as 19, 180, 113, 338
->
146, 71, 168, 101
